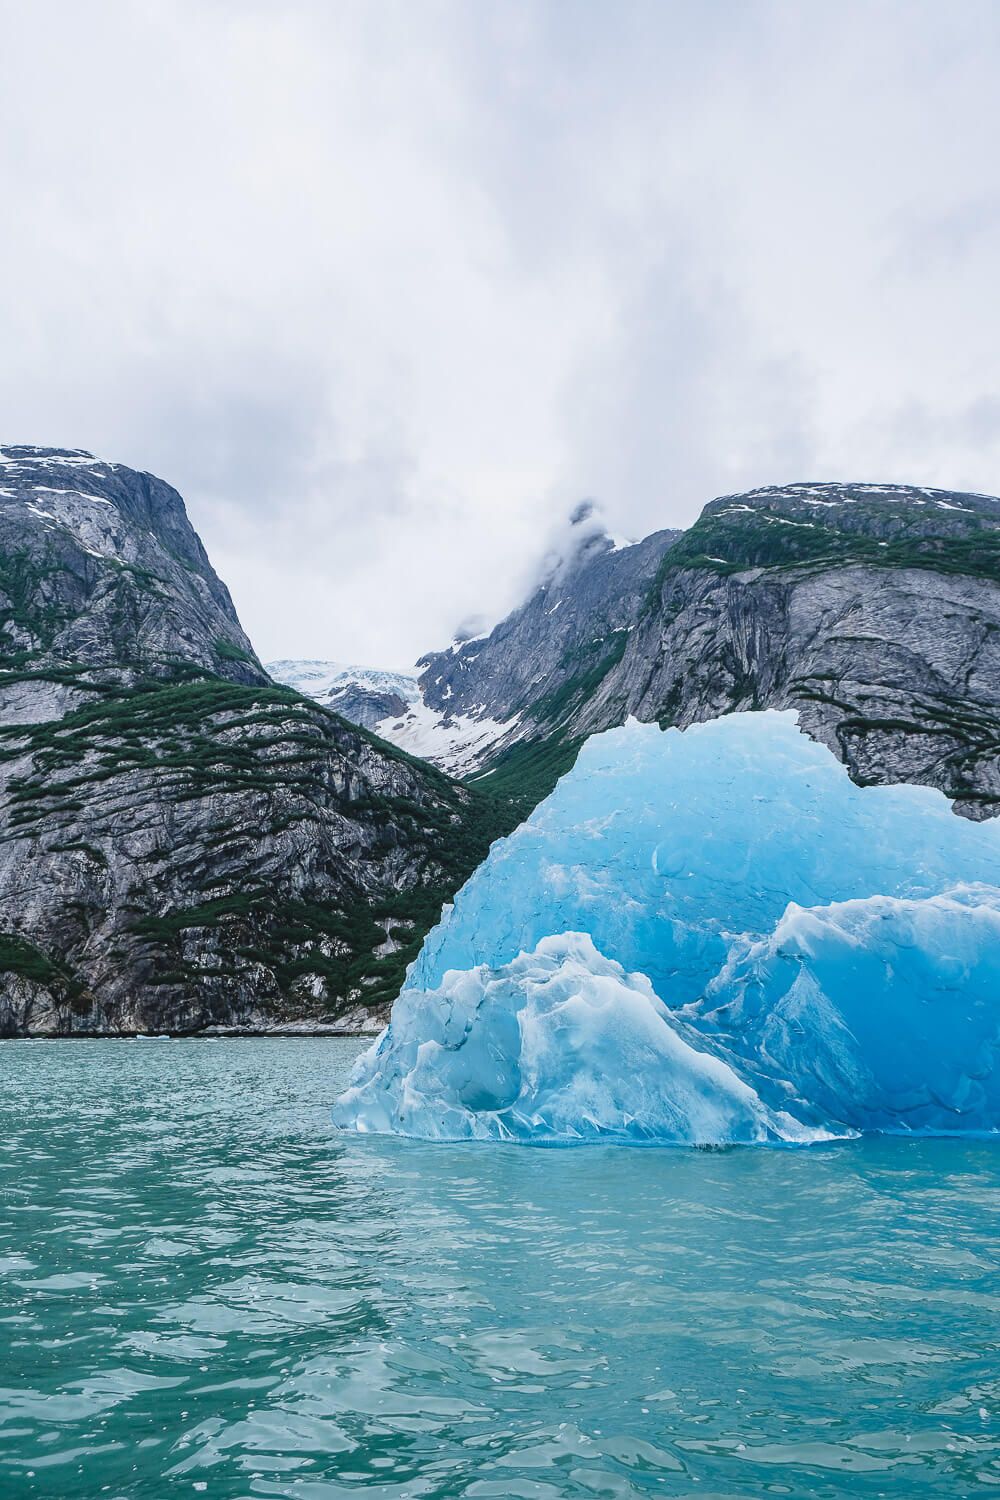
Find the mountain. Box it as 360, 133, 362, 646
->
415, 519, 679, 784
0, 447, 510, 1036
266, 660, 420, 729
0, 445, 266, 704
275, 513, 682, 779
270, 658, 525, 777
401, 482, 1000, 819
5, 453, 998, 1035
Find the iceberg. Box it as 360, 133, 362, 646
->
334, 931, 827, 1144
702, 886, 1000, 1134
334, 712, 1000, 1144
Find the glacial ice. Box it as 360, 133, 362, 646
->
335, 932, 828, 1144
333, 711, 1000, 1144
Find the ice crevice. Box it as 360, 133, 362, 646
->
333, 711, 1000, 1145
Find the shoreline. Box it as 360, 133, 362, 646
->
2, 1027, 383, 1041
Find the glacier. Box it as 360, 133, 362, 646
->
333, 711, 1000, 1145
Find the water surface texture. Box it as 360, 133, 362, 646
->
2, 1040, 998, 1498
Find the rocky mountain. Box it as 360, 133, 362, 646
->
5, 453, 997, 1036
276, 511, 682, 778
581, 482, 1000, 820
352, 482, 1000, 820
415, 517, 679, 781
266, 660, 514, 774
267, 659, 419, 730
0, 445, 266, 706
0, 447, 511, 1036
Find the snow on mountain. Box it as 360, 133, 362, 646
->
266, 659, 419, 703
334, 710, 1000, 1144
267, 658, 518, 773
373, 698, 521, 777
266, 659, 419, 734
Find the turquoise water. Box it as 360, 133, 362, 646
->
2, 1041, 998, 1499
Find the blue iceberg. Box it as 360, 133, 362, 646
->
334, 712, 1000, 1144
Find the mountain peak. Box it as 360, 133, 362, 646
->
707, 479, 1000, 519
0, 445, 100, 465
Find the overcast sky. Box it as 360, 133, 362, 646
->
2, 1, 999, 667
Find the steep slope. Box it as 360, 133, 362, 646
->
413, 518, 681, 788
0, 446, 265, 712
0, 447, 510, 1036
416, 482, 1000, 819
269, 513, 681, 778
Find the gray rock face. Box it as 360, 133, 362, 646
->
416, 482, 1000, 819
0, 446, 264, 708
0, 449, 509, 1035
327, 684, 411, 728
418, 523, 680, 734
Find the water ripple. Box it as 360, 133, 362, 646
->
1, 1039, 998, 1498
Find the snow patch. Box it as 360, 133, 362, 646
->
267, 659, 420, 704
34, 486, 113, 506
375, 698, 518, 777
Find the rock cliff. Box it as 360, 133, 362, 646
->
0, 448, 509, 1035
415, 483, 1000, 819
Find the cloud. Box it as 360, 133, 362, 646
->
1, 0, 999, 664
523, 499, 622, 599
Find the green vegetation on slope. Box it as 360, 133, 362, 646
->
0, 932, 89, 1013
644, 500, 1000, 605
462, 632, 627, 818
467, 733, 583, 816
213, 636, 261, 669
0, 667, 516, 1018
0, 552, 76, 656
528, 628, 631, 729
0, 673, 326, 830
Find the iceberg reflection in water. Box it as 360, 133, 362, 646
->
334, 712, 1000, 1144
